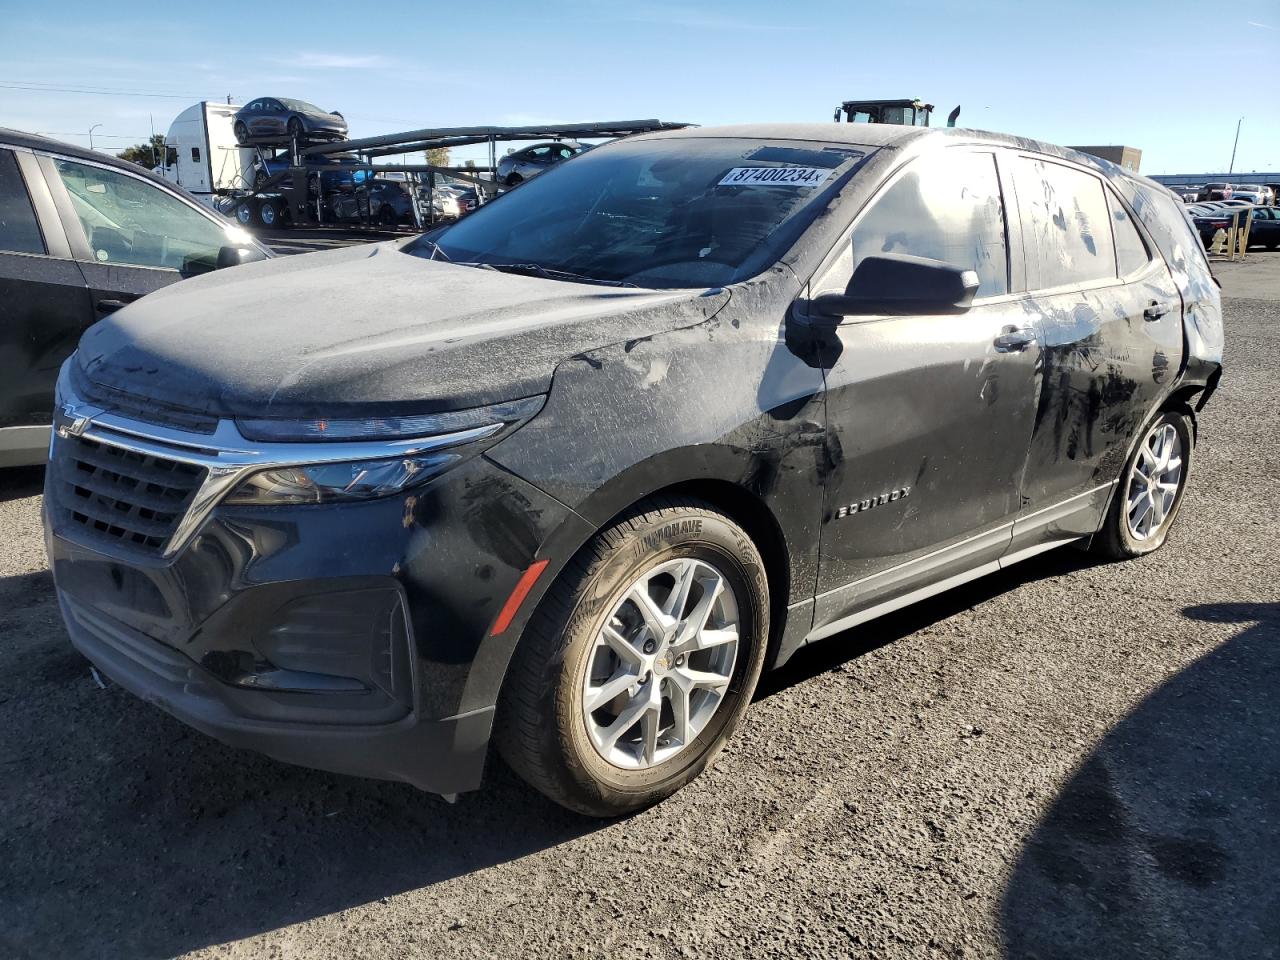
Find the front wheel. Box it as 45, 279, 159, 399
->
1093, 409, 1193, 559
233, 121, 249, 145
496, 497, 769, 817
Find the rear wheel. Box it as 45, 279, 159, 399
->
234, 200, 256, 227
505, 172, 523, 187
233, 121, 249, 145
1093, 409, 1193, 559
377, 205, 397, 226
496, 497, 769, 817
258, 198, 281, 228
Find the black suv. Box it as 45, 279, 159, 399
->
43, 124, 1222, 816
0, 129, 269, 467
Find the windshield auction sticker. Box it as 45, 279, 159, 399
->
718, 166, 833, 187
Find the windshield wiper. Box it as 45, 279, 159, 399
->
462, 261, 636, 288
420, 238, 452, 262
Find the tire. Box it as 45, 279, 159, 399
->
234, 200, 256, 227
1092, 408, 1193, 560
233, 121, 249, 146
496, 497, 769, 817
377, 205, 396, 226
505, 173, 523, 187
258, 199, 281, 228
287, 117, 304, 143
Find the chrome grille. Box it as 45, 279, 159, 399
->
55, 436, 206, 554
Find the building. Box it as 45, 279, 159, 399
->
1068, 145, 1142, 173
1150, 171, 1280, 189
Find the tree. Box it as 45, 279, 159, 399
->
423, 147, 451, 170
117, 135, 170, 169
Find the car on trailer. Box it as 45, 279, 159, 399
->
233, 98, 347, 146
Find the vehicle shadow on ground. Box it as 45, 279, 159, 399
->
0, 465, 44, 503
1000, 601, 1280, 959
0, 545, 1108, 959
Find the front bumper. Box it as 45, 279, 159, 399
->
43, 397, 586, 794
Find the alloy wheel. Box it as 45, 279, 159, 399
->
1126, 422, 1184, 541
582, 558, 740, 769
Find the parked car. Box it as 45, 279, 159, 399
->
232, 97, 347, 146
252, 151, 364, 193
44, 124, 1221, 816
327, 178, 413, 225
0, 128, 269, 467
496, 141, 582, 185
1244, 205, 1280, 248
421, 179, 481, 220
1191, 209, 1240, 245
1198, 182, 1234, 201
1229, 184, 1265, 205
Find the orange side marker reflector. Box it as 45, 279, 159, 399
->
490, 559, 550, 636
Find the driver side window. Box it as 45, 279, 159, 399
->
818, 150, 1010, 299
52, 158, 236, 273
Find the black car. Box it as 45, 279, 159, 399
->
43, 124, 1221, 816
253, 150, 364, 193
328, 178, 414, 225
1244, 206, 1280, 248
0, 129, 269, 467
233, 97, 347, 146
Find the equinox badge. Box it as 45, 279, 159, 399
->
835, 486, 911, 519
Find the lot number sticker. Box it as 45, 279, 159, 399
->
718, 166, 832, 188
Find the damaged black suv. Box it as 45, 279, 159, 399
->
44, 124, 1222, 816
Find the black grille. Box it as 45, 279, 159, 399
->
56, 436, 206, 554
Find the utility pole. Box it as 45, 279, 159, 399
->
88, 123, 102, 151
1229, 116, 1243, 175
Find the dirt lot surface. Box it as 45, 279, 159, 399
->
1, 255, 1277, 960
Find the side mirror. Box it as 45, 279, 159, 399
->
217, 245, 269, 270
810, 254, 980, 320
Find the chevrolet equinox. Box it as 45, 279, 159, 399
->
43, 124, 1223, 816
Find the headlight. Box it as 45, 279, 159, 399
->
225, 452, 459, 505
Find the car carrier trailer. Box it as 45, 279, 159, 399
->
158, 108, 691, 232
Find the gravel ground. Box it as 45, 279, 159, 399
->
1, 259, 1277, 960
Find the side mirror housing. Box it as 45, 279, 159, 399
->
810, 254, 980, 320
217, 244, 269, 270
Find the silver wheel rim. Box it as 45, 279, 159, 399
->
1126, 422, 1184, 541
582, 557, 740, 770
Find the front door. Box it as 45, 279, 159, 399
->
809, 148, 1041, 637
38, 153, 240, 323
0, 147, 93, 461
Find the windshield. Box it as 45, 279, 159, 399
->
406, 137, 868, 288
280, 98, 325, 114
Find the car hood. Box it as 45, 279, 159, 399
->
76, 241, 729, 420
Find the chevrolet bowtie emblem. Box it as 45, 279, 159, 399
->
57, 402, 92, 439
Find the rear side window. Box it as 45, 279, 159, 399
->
0, 149, 46, 255
1014, 157, 1115, 289
1107, 191, 1149, 277
848, 150, 1009, 297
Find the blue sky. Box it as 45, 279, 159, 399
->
1, 0, 1277, 175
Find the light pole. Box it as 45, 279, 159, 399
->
88, 123, 102, 151
1228, 116, 1243, 175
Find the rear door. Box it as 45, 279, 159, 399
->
809, 147, 1042, 637
0, 145, 92, 456
1008, 154, 1183, 556
37, 152, 241, 317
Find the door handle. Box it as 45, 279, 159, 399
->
95, 298, 136, 314
993, 326, 1036, 352
1144, 300, 1172, 321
